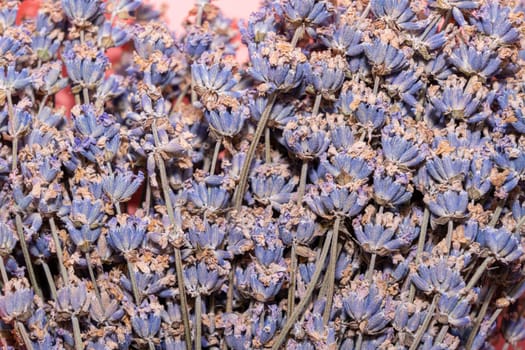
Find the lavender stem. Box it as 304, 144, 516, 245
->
272, 228, 334, 350
322, 216, 341, 326
15, 214, 42, 299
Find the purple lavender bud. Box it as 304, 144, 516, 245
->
61, 0, 104, 27
385, 70, 424, 107
188, 180, 230, 212
249, 96, 296, 128
373, 174, 413, 207
381, 134, 426, 168
283, 0, 333, 28
163, 338, 186, 350
305, 183, 368, 219
306, 54, 347, 96
56, 283, 90, 317
283, 126, 330, 161
192, 62, 238, 98
279, 214, 317, 246
466, 156, 493, 200
482, 227, 523, 263
426, 190, 469, 224
0, 288, 34, 322
0, 222, 17, 256
98, 21, 129, 48
323, 154, 373, 185
425, 54, 453, 81
241, 11, 278, 44
245, 263, 285, 302
320, 24, 363, 56
33, 63, 68, 95
183, 28, 212, 59
425, 155, 471, 185
107, 216, 146, 255
94, 75, 125, 102
371, 0, 419, 30
89, 292, 124, 324
503, 317, 525, 346
364, 39, 407, 76
121, 271, 175, 300
0, 65, 31, 92
342, 283, 392, 334
251, 304, 282, 346
429, 0, 479, 26
410, 259, 466, 295
250, 174, 297, 209
353, 219, 415, 255
205, 107, 248, 137
247, 40, 308, 93
393, 303, 427, 334
132, 311, 161, 340
448, 45, 501, 79
63, 45, 109, 90
355, 102, 386, 130
437, 294, 471, 328
62, 198, 104, 250
470, 3, 519, 46
184, 261, 225, 297
0, 7, 17, 32
330, 125, 355, 152
111, 0, 142, 16
430, 86, 486, 123
102, 169, 144, 203
8, 107, 32, 137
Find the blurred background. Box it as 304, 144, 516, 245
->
149, 0, 258, 30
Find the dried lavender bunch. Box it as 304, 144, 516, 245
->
1, 0, 525, 349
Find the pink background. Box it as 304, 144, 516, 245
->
150, 0, 259, 30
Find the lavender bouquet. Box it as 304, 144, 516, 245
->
1, 0, 525, 349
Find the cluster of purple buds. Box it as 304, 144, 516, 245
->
1, 0, 525, 349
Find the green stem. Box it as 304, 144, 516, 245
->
466, 284, 497, 350
151, 121, 192, 350
15, 214, 42, 299
312, 93, 322, 116
41, 261, 57, 302
265, 127, 271, 164
126, 258, 141, 305
297, 161, 308, 204
365, 253, 377, 283
272, 229, 334, 350
49, 217, 69, 285
355, 332, 363, 350
0, 256, 8, 287
85, 251, 102, 308
196, 4, 204, 26
82, 87, 89, 105
373, 75, 380, 95
410, 207, 429, 302
409, 294, 439, 350
322, 217, 340, 325
445, 220, 453, 255
37, 94, 49, 117
226, 264, 235, 312
195, 293, 202, 350
16, 321, 34, 350
233, 93, 277, 210
72, 315, 83, 350
287, 242, 298, 315
465, 256, 493, 291
210, 138, 222, 176
489, 201, 504, 227
435, 325, 449, 344
291, 25, 304, 48
6, 92, 17, 172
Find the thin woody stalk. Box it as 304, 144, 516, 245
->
272, 228, 334, 350
151, 120, 192, 350
15, 214, 42, 299
408, 294, 439, 350
49, 217, 69, 285
0, 257, 8, 287
233, 93, 277, 210
195, 293, 203, 350
322, 216, 341, 325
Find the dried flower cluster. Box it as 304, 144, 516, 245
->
1, 0, 525, 349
